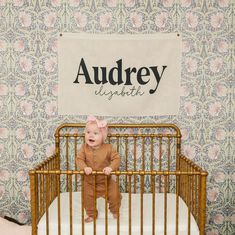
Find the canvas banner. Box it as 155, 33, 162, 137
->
58, 33, 181, 116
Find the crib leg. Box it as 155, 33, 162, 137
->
29, 171, 37, 235
199, 173, 207, 235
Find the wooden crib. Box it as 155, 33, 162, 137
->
29, 123, 208, 235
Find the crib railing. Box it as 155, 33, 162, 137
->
29, 157, 207, 235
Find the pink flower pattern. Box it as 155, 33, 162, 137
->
0, 127, 8, 138
20, 100, 33, 115
183, 145, 196, 159
51, 84, 58, 96
46, 144, 55, 157
214, 171, 225, 183
213, 214, 224, 224
207, 188, 219, 202
74, 12, 87, 28
155, 12, 168, 28
21, 144, 34, 158
14, 39, 25, 52
181, 128, 189, 140
216, 84, 227, 97
44, 57, 57, 72
16, 128, 26, 139
207, 229, 219, 235
162, 0, 174, 7
0, 185, 5, 198
16, 170, 28, 182
180, 0, 192, 7
209, 58, 223, 73
185, 12, 198, 28
107, 0, 117, 7
100, 13, 112, 28
208, 145, 220, 160
184, 101, 197, 116
180, 85, 190, 97
45, 101, 57, 116
217, 40, 228, 53
125, 0, 135, 7
130, 12, 142, 28
51, 39, 58, 52
182, 40, 191, 53
22, 186, 30, 200
0, 169, 10, 181
17, 212, 28, 224
19, 56, 32, 72
0, 84, 8, 95
0, 0, 6, 7
19, 12, 32, 27
15, 83, 26, 96
0, 39, 7, 51
218, 0, 229, 7
69, 0, 80, 7
51, 0, 61, 7
44, 12, 57, 27
215, 128, 226, 140
13, 0, 24, 7
209, 102, 222, 116
185, 57, 198, 73
210, 13, 224, 28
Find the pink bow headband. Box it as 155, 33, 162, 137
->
86, 115, 108, 141
87, 115, 107, 128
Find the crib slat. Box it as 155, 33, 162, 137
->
140, 174, 144, 235
105, 176, 108, 235
164, 175, 167, 235
66, 136, 69, 192
93, 175, 97, 235
40, 173, 44, 216
159, 137, 162, 193
188, 175, 191, 235
46, 175, 49, 235
133, 137, 137, 193
151, 175, 155, 235
69, 174, 73, 235
29, 171, 37, 235
150, 136, 154, 171
117, 175, 120, 235
74, 137, 78, 191
128, 175, 132, 235
167, 137, 171, 192
125, 136, 128, 193
175, 174, 179, 235
57, 174, 61, 235
141, 137, 145, 171
81, 174, 84, 235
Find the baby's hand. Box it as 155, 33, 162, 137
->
84, 167, 92, 175
103, 167, 112, 175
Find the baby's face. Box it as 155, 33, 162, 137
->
85, 123, 103, 149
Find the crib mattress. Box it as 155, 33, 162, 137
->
38, 192, 199, 235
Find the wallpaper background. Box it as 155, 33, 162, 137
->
0, 0, 234, 234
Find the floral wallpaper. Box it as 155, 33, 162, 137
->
0, 0, 234, 234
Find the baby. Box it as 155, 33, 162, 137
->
76, 116, 121, 223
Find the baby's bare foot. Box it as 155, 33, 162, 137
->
85, 216, 93, 223
112, 213, 118, 219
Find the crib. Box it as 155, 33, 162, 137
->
29, 123, 208, 235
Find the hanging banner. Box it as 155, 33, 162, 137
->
58, 33, 181, 116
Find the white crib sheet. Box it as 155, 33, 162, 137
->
38, 192, 199, 235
